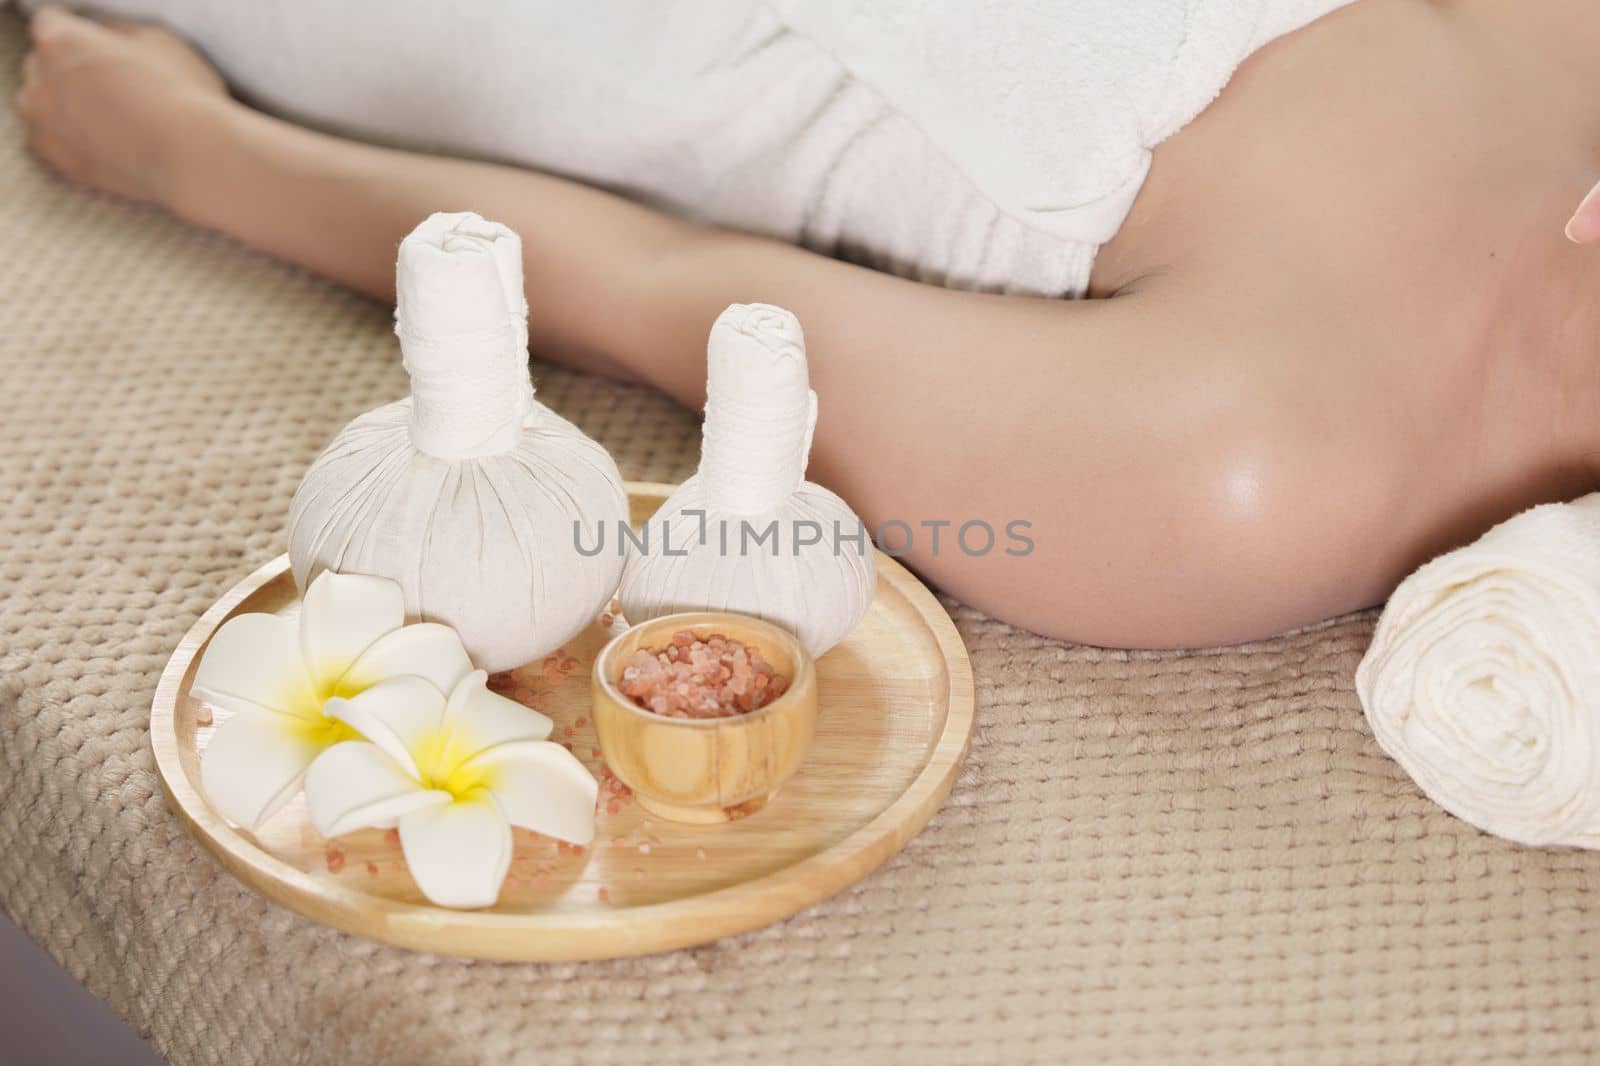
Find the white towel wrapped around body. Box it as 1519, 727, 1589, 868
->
56, 0, 1355, 298
1356, 495, 1600, 848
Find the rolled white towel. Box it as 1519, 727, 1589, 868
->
1356, 495, 1600, 847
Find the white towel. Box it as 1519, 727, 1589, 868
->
54, 0, 1353, 296
1356, 495, 1600, 848
769, 0, 1357, 249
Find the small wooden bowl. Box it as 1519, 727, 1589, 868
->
592, 612, 819, 824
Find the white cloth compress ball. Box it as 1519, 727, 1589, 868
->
288, 212, 627, 671
619, 303, 875, 658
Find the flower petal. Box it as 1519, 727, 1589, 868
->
192, 613, 315, 716
304, 741, 450, 838
344, 622, 473, 695
191, 687, 298, 726
324, 675, 445, 779
470, 740, 597, 844
200, 703, 324, 830
298, 571, 405, 695
443, 670, 553, 764
398, 796, 513, 908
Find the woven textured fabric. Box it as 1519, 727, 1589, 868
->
1, 13, 1597, 1065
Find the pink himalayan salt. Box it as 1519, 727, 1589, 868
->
619, 630, 789, 719
599, 768, 633, 802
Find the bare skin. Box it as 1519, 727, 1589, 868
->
15, 2, 1600, 648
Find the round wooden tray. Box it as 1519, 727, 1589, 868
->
150, 482, 975, 960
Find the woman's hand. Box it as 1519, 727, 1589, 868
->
1569, 180, 1600, 244
14, 7, 229, 208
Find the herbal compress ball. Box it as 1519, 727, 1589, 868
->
618, 304, 875, 657
288, 212, 628, 671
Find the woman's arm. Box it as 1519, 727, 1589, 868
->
170, 98, 702, 387
15, 10, 1158, 406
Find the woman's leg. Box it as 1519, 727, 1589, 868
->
16, 9, 1373, 648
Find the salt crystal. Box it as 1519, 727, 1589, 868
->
620, 633, 789, 719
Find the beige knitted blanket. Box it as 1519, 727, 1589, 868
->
1, 14, 1596, 1065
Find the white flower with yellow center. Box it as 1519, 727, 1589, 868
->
304, 673, 597, 908
193, 571, 476, 831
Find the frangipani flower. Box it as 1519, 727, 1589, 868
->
194, 571, 474, 830
305, 672, 597, 908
